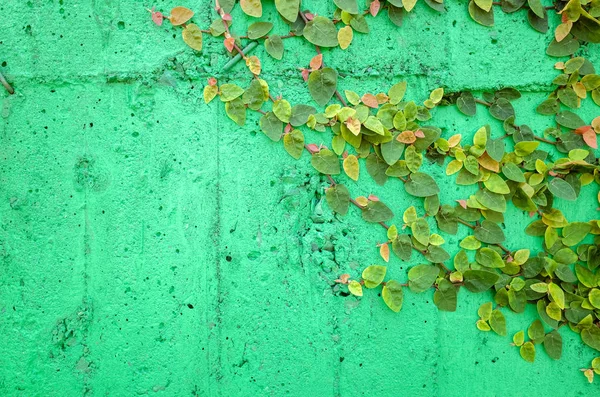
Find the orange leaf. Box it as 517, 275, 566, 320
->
309, 54, 323, 71
397, 130, 416, 144
477, 152, 499, 173
346, 117, 361, 135
208, 77, 217, 86
574, 125, 592, 135
169, 6, 194, 26
301, 68, 309, 82
246, 55, 261, 75
583, 129, 598, 149
361, 93, 379, 108
224, 37, 235, 52
380, 243, 390, 263
370, 0, 381, 16
414, 130, 425, 138
335, 273, 350, 284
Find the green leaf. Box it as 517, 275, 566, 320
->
475, 0, 492, 12
381, 136, 405, 165
412, 218, 430, 246
548, 282, 565, 309
475, 189, 506, 212
290, 104, 316, 127
562, 222, 591, 246
581, 327, 600, 352
225, 97, 246, 126
520, 341, 536, 363
528, 319, 545, 343
457, 91, 477, 116
463, 270, 500, 293
333, 0, 358, 14
478, 302, 493, 321
303, 16, 338, 47
348, 280, 363, 296
283, 129, 304, 159
434, 279, 457, 312
469, 0, 494, 27
219, 84, 245, 102
388, 81, 407, 105
589, 289, 600, 309
489, 98, 515, 121
474, 220, 505, 244
311, 149, 340, 175
362, 201, 394, 223
387, 5, 404, 27
182, 24, 203, 51
392, 235, 412, 261
308, 68, 338, 106
555, 110, 586, 129
513, 330, 525, 347
275, 0, 299, 22
408, 265, 440, 293
362, 265, 386, 288
247, 22, 273, 39
486, 138, 505, 162
513, 141, 539, 157
382, 280, 404, 312
424, 245, 450, 263
405, 172, 440, 197
483, 174, 510, 194
272, 99, 292, 123
544, 330, 562, 360
548, 178, 577, 201
366, 154, 388, 186
325, 184, 350, 215
475, 247, 505, 268
546, 35, 580, 57
527, 0, 544, 18
259, 112, 283, 141
489, 309, 507, 336
502, 162, 526, 182
265, 35, 284, 60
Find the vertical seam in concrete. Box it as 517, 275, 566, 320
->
82, 128, 92, 395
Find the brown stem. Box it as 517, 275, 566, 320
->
475, 98, 492, 107
534, 135, 558, 145
457, 218, 476, 230
0, 71, 14, 95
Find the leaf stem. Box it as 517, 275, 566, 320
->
534, 135, 558, 145
475, 98, 492, 107
0, 70, 14, 95
457, 218, 476, 230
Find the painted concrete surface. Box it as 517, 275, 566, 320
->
0, 0, 599, 396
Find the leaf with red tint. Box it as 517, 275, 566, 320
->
368, 194, 379, 201
306, 143, 319, 153
370, 0, 381, 16
151, 10, 164, 26
456, 199, 467, 209
574, 125, 592, 135
582, 129, 598, 149
304, 12, 314, 21
222, 13, 232, 21
361, 93, 378, 108
284, 123, 292, 133
309, 54, 323, 71
549, 171, 558, 176
224, 37, 235, 52
335, 274, 350, 284
208, 77, 217, 86
301, 68, 309, 82
397, 130, 416, 144
380, 243, 390, 263
414, 130, 425, 138
506, 255, 514, 263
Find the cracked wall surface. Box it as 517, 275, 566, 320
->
1, 0, 600, 396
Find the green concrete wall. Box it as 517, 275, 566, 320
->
1, 0, 599, 396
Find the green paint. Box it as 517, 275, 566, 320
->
0, 1, 599, 395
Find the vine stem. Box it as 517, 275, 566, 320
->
534, 135, 558, 145
0, 71, 14, 95
475, 98, 492, 107
457, 219, 511, 255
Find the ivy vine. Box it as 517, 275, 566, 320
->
149, 0, 600, 382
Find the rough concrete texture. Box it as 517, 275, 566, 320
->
1, 0, 600, 396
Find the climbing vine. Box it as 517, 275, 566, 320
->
148, 0, 600, 382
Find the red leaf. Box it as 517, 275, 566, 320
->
361, 93, 378, 108
309, 54, 323, 71
506, 255, 514, 263
370, 0, 381, 17
304, 12, 314, 21
208, 77, 217, 86
583, 129, 598, 149
414, 130, 425, 138
529, 211, 536, 218
306, 143, 319, 153
368, 194, 379, 202
222, 13, 232, 21
301, 68, 309, 82
456, 199, 467, 209
284, 123, 292, 133
151, 11, 164, 26
380, 243, 390, 263
574, 125, 592, 135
